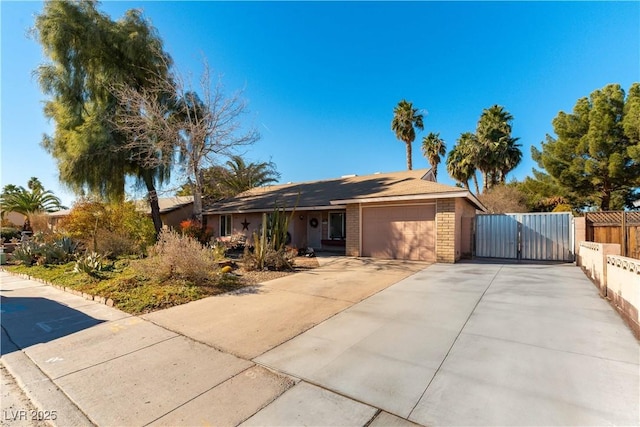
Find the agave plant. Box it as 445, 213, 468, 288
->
74, 252, 103, 275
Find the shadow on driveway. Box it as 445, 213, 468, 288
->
1, 295, 104, 355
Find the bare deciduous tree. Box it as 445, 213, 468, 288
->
111, 61, 260, 224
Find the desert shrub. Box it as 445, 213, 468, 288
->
59, 199, 155, 256
11, 236, 78, 266
180, 219, 214, 243
137, 229, 217, 284
1, 227, 20, 240
28, 212, 52, 234
95, 229, 138, 258
478, 184, 528, 213
211, 241, 227, 261
1, 217, 19, 228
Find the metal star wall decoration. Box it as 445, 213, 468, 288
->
241, 218, 250, 230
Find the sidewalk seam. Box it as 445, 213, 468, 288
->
407, 264, 505, 419
461, 330, 640, 366
52, 334, 180, 380
250, 264, 433, 361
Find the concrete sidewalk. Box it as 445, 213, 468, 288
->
255, 262, 640, 426
0, 257, 426, 427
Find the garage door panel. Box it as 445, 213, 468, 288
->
362, 205, 435, 261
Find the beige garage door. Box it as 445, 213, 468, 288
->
362, 204, 435, 261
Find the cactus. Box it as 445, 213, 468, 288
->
245, 201, 297, 271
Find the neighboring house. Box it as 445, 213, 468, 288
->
48, 209, 72, 230
48, 197, 194, 231
134, 196, 194, 230
204, 169, 485, 263
1, 211, 27, 227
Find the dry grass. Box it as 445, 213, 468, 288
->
4, 255, 321, 314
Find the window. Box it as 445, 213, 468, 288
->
329, 212, 345, 239
220, 214, 232, 237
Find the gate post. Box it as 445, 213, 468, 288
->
517, 219, 522, 260
622, 212, 627, 257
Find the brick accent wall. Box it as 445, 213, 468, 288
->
345, 204, 360, 256
436, 198, 456, 263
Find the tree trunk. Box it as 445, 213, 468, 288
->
472, 173, 480, 195
406, 141, 413, 170
600, 190, 611, 211
191, 171, 203, 225
481, 171, 489, 193
143, 175, 163, 237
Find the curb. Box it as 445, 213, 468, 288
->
0, 268, 116, 307
1, 328, 95, 427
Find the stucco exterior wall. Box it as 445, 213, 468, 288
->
160, 205, 193, 230
232, 213, 264, 240
574, 217, 586, 258
456, 198, 476, 260
606, 255, 640, 338
2, 212, 25, 227
576, 241, 621, 295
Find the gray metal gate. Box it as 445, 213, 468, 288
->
475, 212, 574, 262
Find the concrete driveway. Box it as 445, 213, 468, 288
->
143, 257, 427, 359
253, 262, 640, 426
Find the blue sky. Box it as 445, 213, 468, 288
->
2, 1, 639, 207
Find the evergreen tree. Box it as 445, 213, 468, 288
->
532, 83, 640, 210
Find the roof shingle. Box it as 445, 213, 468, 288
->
204, 169, 483, 213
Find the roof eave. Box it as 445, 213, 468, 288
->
331, 191, 488, 211
203, 205, 345, 215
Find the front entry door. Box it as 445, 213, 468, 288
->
307, 216, 322, 249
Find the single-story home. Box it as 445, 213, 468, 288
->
1, 211, 27, 227
133, 196, 194, 230
203, 169, 485, 263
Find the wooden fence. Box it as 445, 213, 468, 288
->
585, 211, 640, 259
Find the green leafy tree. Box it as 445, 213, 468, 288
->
59, 199, 154, 256
421, 132, 446, 180
34, 0, 173, 235
0, 178, 64, 227
446, 132, 480, 194
532, 83, 640, 210
391, 100, 424, 170
624, 83, 640, 163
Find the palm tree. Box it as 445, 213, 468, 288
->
391, 100, 424, 170
219, 155, 280, 195
421, 132, 446, 180
475, 105, 519, 191
0, 178, 64, 228
181, 156, 281, 201
497, 137, 523, 184
446, 133, 480, 194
